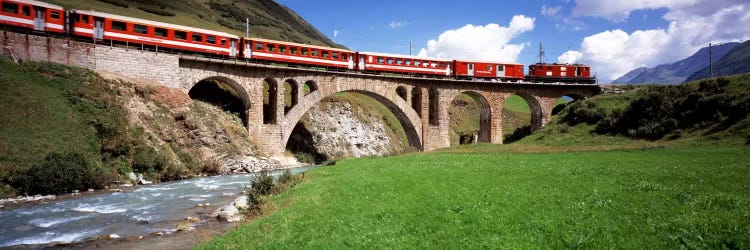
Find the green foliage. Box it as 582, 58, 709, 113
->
201, 157, 223, 176
15, 152, 110, 195
559, 100, 606, 126
137, 6, 175, 16
96, 0, 129, 8
131, 145, 168, 173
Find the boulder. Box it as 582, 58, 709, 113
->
233, 196, 249, 210
108, 234, 121, 239
213, 205, 242, 223
137, 174, 153, 185
127, 172, 138, 183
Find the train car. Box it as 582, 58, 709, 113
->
245, 38, 354, 69
0, 0, 64, 33
358, 52, 451, 76
453, 60, 524, 81
69, 10, 239, 57
527, 63, 596, 84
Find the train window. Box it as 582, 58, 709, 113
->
82, 15, 90, 24
341, 53, 348, 60
220, 38, 227, 46
267, 44, 275, 52
331, 52, 339, 59
498, 65, 504, 71
584, 68, 589, 72
311, 50, 319, 57
387, 58, 394, 64
322, 51, 329, 58
414, 60, 421, 66
22, 6, 30, 16
50, 11, 60, 20
2, 2, 18, 14
440, 62, 446, 68
174, 31, 187, 40
206, 35, 216, 44
192, 33, 203, 42
155, 27, 167, 37
290, 47, 298, 54
468, 64, 473, 70
405, 59, 412, 66
255, 42, 263, 50
111, 21, 126, 31
377, 57, 384, 63
279, 46, 287, 53
487, 65, 492, 71
301, 48, 308, 55
396, 59, 403, 65
134, 24, 148, 34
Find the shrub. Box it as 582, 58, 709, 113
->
131, 145, 168, 173
560, 101, 605, 126
201, 157, 223, 175
159, 163, 187, 182
16, 152, 107, 195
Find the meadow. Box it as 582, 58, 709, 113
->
199, 144, 750, 249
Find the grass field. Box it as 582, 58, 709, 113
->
199, 144, 750, 249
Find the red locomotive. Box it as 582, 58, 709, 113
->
0, 0, 596, 84
453, 60, 524, 81
526, 63, 595, 84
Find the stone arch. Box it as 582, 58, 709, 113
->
445, 91, 493, 144
428, 88, 440, 125
411, 87, 422, 117
188, 76, 251, 127
283, 78, 299, 114
263, 78, 279, 124
396, 86, 407, 101
508, 93, 544, 131
303, 80, 318, 96
281, 82, 424, 151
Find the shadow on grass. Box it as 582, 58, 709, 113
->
504, 125, 531, 144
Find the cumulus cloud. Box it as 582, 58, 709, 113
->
562, 0, 750, 82
389, 21, 409, 29
541, 5, 562, 17
558, 50, 583, 64
417, 15, 535, 62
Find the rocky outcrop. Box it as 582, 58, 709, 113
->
212, 204, 243, 223
294, 101, 403, 160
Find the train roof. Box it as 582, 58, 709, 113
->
10, 0, 64, 10
73, 10, 239, 39
248, 38, 354, 52
531, 63, 590, 67
453, 59, 523, 66
359, 51, 451, 62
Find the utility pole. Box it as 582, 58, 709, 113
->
246, 18, 249, 37
409, 41, 413, 56
709, 42, 713, 78
538, 42, 545, 64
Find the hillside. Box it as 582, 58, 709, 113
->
41, 0, 341, 48
612, 43, 738, 84
685, 40, 750, 82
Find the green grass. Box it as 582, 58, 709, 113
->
503, 94, 531, 113
199, 145, 750, 249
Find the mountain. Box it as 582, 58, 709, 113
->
43, 0, 341, 48
612, 42, 738, 84
685, 40, 750, 82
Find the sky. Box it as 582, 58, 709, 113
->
275, 0, 750, 83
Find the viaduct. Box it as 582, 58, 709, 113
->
1, 31, 601, 155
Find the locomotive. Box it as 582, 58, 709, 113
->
0, 0, 596, 84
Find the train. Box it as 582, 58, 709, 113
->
0, 0, 596, 84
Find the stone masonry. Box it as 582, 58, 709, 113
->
1, 31, 601, 155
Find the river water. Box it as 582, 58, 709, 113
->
0, 167, 309, 248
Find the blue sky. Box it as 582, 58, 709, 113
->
276, 0, 750, 83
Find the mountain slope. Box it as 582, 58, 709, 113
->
612, 42, 738, 84
42, 0, 341, 48
685, 40, 750, 82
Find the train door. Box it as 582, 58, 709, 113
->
575, 67, 581, 76
34, 8, 46, 31
243, 40, 252, 59
229, 39, 238, 57
467, 63, 474, 76
358, 55, 366, 70
496, 64, 505, 77
93, 17, 104, 39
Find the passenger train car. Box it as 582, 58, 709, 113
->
0, 0, 596, 84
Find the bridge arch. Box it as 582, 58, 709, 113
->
446, 90, 493, 144
281, 81, 424, 151
188, 76, 251, 127
506, 93, 546, 131
283, 78, 299, 114
262, 78, 279, 124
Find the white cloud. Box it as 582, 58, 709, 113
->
562, 0, 750, 82
389, 21, 409, 29
541, 5, 562, 17
558, 50, 583, 64
333, 30, 340, 40
417, 15, 535, 62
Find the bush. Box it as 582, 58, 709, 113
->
159, 163, 188, 182
201, 157, 222, 175
132, 145, 168, 173
16, 152, 107, 195
560, 101, 605, 126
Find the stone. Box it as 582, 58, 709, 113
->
138, 174, 153, 185
186, 217, 201, 223
213, 205, 242, 223
175, 221, 194, 232
127, 172, 138, 183
152, 232, 164, 236
233, 196, 249, 210
108, 234, 121, 239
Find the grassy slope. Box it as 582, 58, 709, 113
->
200, 145, 750, 249
41, 0, 340, 47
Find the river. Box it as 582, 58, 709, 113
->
0, 167, 309, 248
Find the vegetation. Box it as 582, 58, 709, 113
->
199, 145, 750, 249
246, 170, 302, 212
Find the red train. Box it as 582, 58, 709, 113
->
0, 0, 596, 84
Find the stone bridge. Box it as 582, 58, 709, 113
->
1, 31, 601, 155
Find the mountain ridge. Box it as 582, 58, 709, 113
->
685, 40, 750, 82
